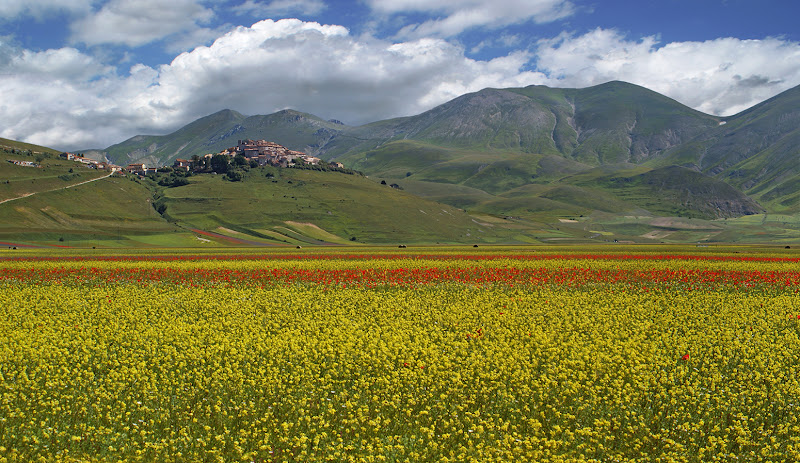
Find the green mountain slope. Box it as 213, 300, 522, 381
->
88, 109, 247, 166
650, 85, 800, 212
71, 80, 800, 237
328, 82, 754, 219
367, 81, 721, 165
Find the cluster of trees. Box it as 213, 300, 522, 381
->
151, 154, 361, 187
292, 158, 362, 176
190, 154, 257, 175
186, 154, 256, 182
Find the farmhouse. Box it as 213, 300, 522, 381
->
173, 159, 191, 171
126, 163, 147, 175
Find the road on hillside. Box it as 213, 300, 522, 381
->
0, 172, 114, 205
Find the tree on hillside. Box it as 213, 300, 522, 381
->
210, 154, 230, 174
233, 154, 248, 167
191, 154, 208, 172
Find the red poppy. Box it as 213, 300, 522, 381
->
681, 353, 690, 361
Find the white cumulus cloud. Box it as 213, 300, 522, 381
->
142, 19, 543, 127
0, 45, 124, 148
535, 28, 800, 116
233, 0, 327, 17
70, 0, 215, 47
366, 0, 575, 37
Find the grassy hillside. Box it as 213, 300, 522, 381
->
0, 151, 110, 203
0, 150, 181, 246
0, 137, 62, 155
344, 138, 760, 221
152, 166, 518, 244
559, 81, 719, 164
651, 85, 800, 212
96, 109, 247, 167
334, 81, 720, 164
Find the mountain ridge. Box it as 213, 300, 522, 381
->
78, 80, 800, 220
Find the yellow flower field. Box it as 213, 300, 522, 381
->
1, 247, 799, 462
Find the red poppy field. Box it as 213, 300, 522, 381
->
1, 245, 799, 462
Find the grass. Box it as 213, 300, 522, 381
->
283, 221, 354, 244
0, 174, 178, 244
0, 150, 180, 246
0, 151, 109, 202
156, 167, 517, 244
0, 137, 62, 155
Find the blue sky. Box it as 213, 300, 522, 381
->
1, 0, 799, 150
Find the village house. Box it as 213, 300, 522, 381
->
7, 159, 39, 167
126, 163, 147, 175
173, 159, 192, 171
59, 152, 115, 170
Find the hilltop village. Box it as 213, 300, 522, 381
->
124, 139, 340, 175
49, 139, 339, 176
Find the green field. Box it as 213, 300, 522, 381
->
155, 166, 516, 245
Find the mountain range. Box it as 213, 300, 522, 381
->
86, 80, 799, 221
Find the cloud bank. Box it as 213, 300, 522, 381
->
2, 19, 800, 151
534, 29, 800, 116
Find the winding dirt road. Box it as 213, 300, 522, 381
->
0, 172, 113, 205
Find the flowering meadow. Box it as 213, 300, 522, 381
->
1, 246, 800, 462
